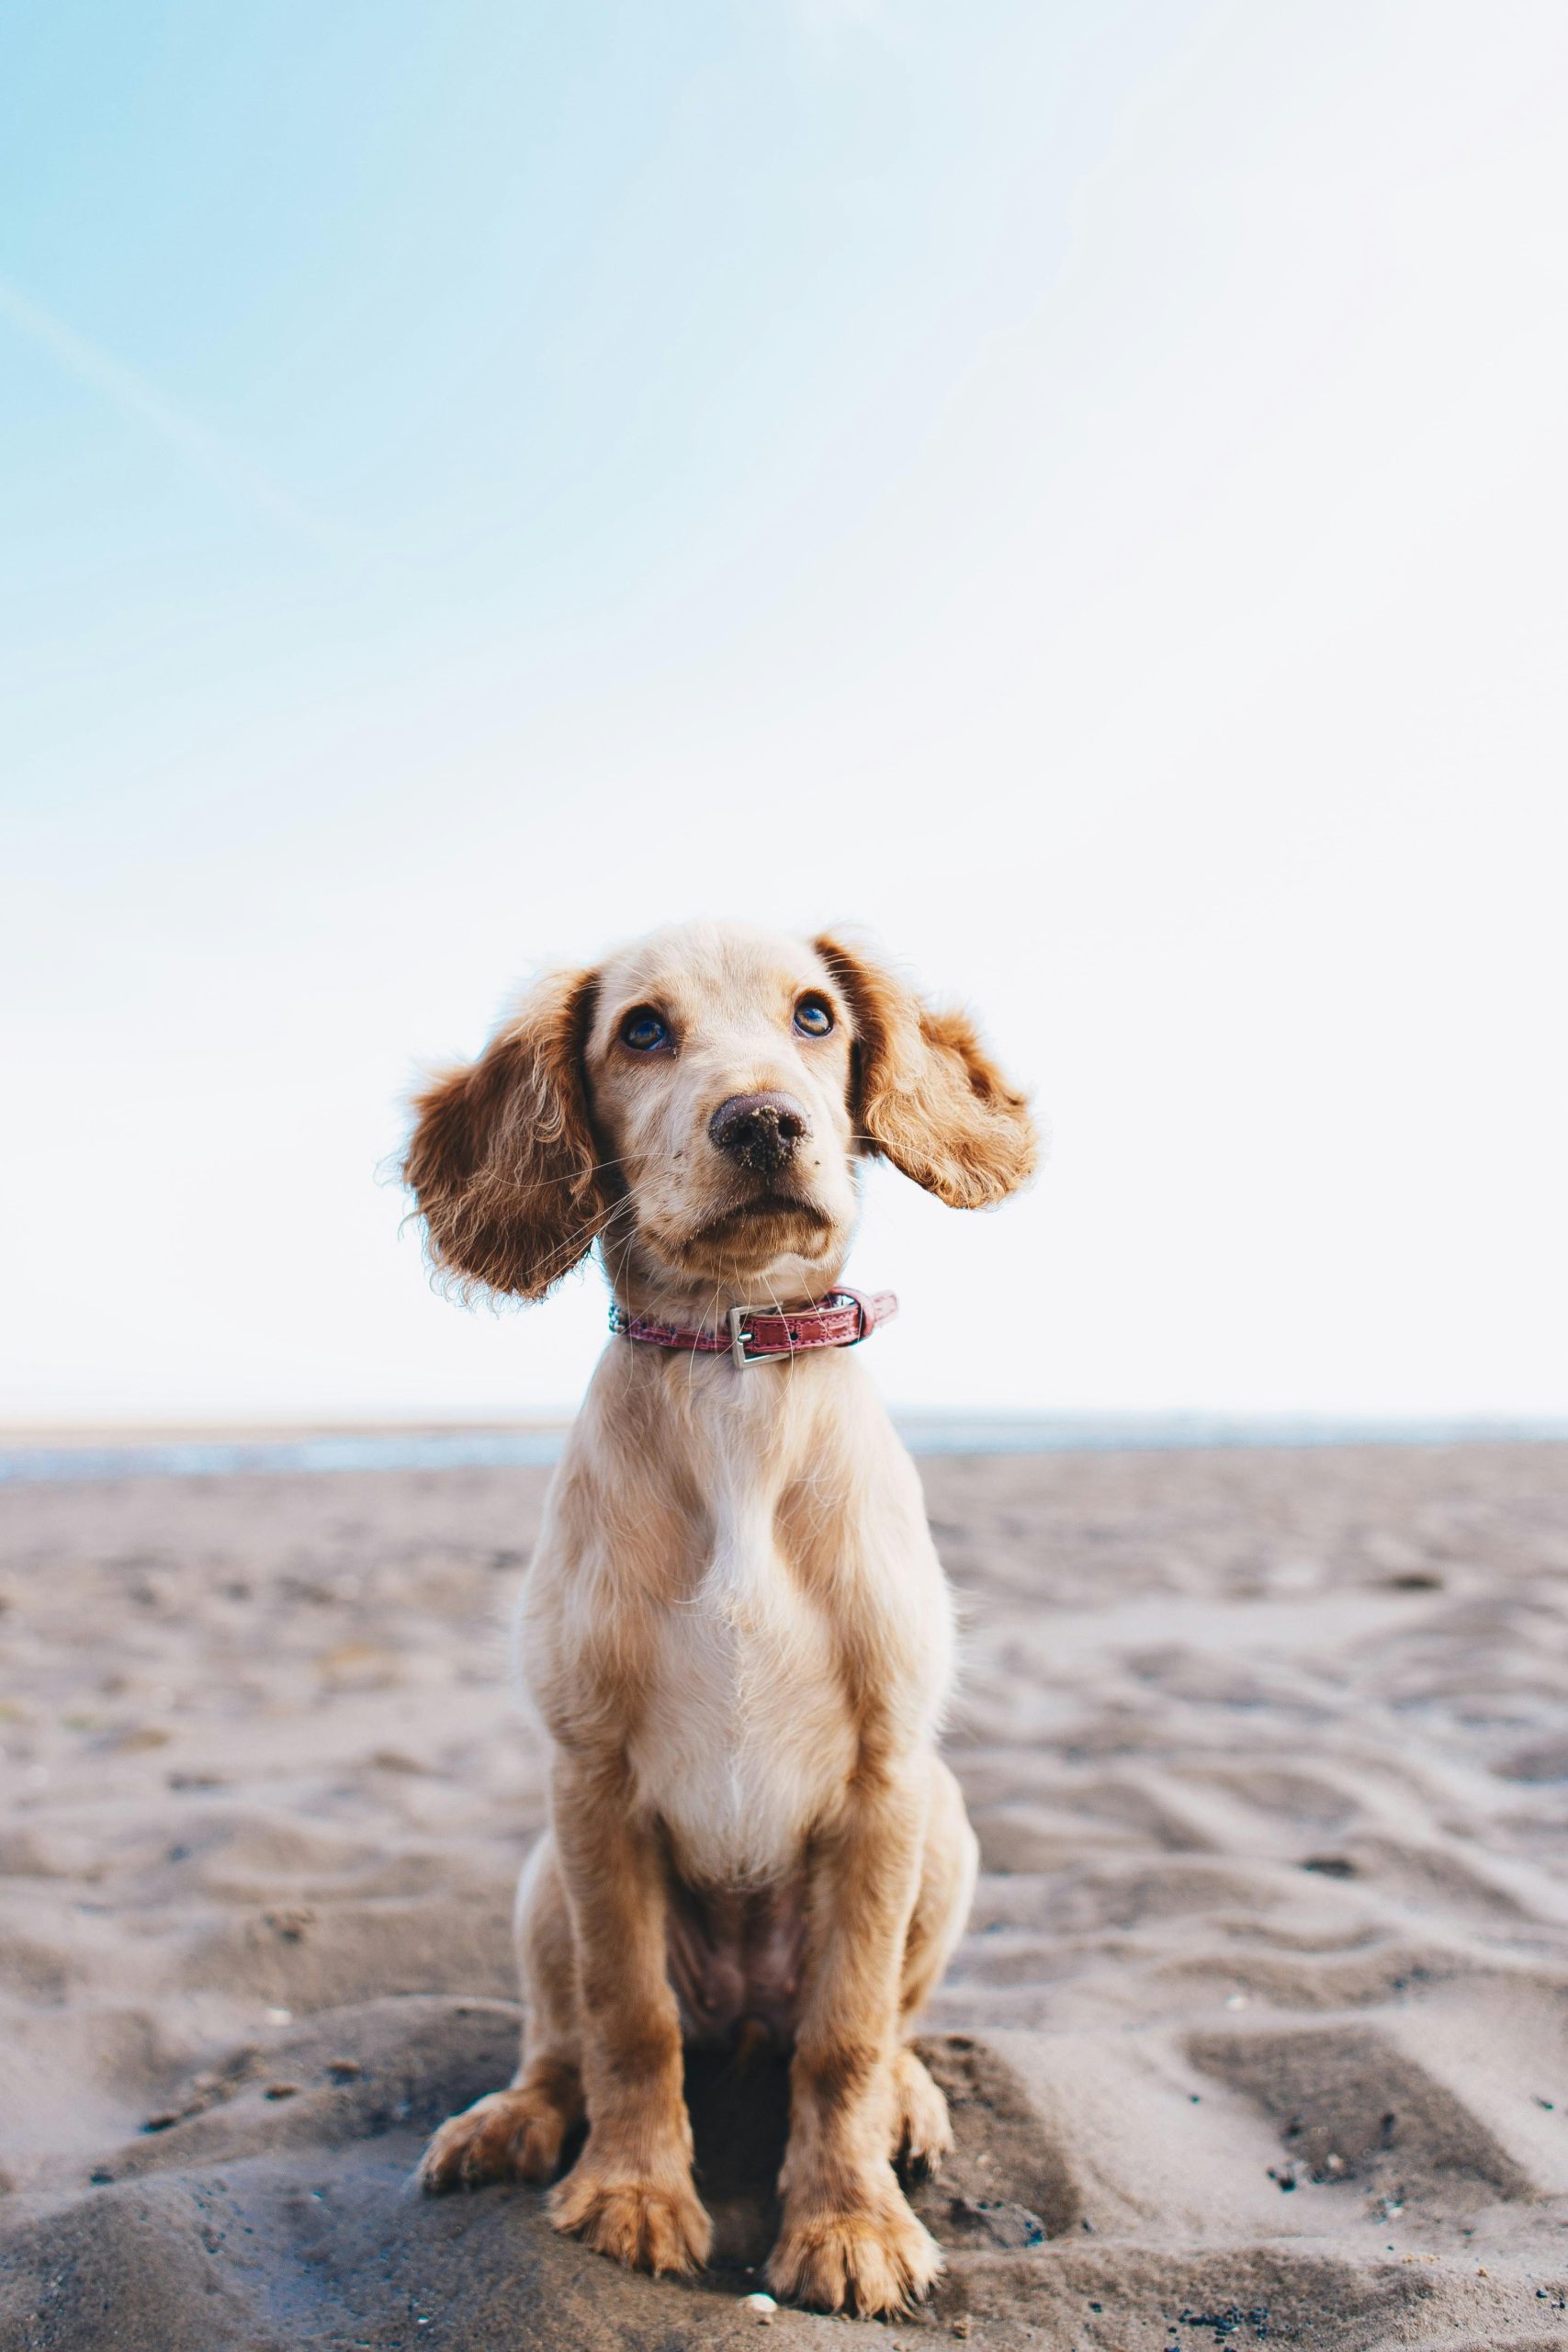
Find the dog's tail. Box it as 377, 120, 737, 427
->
725, 2016, 773, 2079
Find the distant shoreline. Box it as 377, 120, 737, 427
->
2, 1414, 1565, 1484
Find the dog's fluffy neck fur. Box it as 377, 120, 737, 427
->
601, 1235, 853, 1334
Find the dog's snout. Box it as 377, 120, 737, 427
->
708, 1091, 811, 1172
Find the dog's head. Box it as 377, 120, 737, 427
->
404, 922, 1037, 1310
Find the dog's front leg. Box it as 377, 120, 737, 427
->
547, 1753, 712, 2276
768, 1771, 941, 2316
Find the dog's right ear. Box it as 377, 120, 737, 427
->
403, 968, 607, 1303
814, 933, 1038, 1209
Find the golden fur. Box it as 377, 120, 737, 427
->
405, 922, 1036, 2315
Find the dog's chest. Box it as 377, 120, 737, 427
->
629, 1515, 853, 1888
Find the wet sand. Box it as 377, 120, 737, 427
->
3, 1443, 1566, 2349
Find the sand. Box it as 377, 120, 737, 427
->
2, 1442, 1567, 2350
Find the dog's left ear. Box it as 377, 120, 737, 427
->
402, 967, 607, 1302
814, 934, 1039, 1208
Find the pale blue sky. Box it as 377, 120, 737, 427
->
4, 1, 1566, 1421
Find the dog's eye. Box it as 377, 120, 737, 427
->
620, 1007, 669, 1052
794, 995, 834, 1038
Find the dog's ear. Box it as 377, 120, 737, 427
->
403, 968, 606, 1302
813, 934, 1038, 1208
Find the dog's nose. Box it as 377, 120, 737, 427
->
708, 1091, 811, 1171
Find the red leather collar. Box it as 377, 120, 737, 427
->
611, 1287, 897, 1371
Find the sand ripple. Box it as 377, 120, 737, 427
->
3, 1444, 1567, 2346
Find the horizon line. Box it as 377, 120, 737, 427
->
3, 1411, 1565, 1487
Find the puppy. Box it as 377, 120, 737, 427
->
405, 922, 1036, 2315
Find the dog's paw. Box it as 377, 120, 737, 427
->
418, 2080, 574, 2193
767, 2179, 942, 2315
548, 2163, 713, 2277
894, 2046, 953, 2179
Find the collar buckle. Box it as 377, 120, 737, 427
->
728, 1304, 788, 1370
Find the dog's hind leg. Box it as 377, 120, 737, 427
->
893, 1756, 978, 2177
419, 1830, 584, 2191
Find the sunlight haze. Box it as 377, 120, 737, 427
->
4, 1, 1565, 1422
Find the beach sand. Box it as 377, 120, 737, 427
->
2, 1442, 1566, 2349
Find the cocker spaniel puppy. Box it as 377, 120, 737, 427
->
406, 922, 1036, 2316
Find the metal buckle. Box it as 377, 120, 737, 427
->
728, 1305, 787, 1370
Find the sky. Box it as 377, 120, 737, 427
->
3, 0, 1566, 1425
